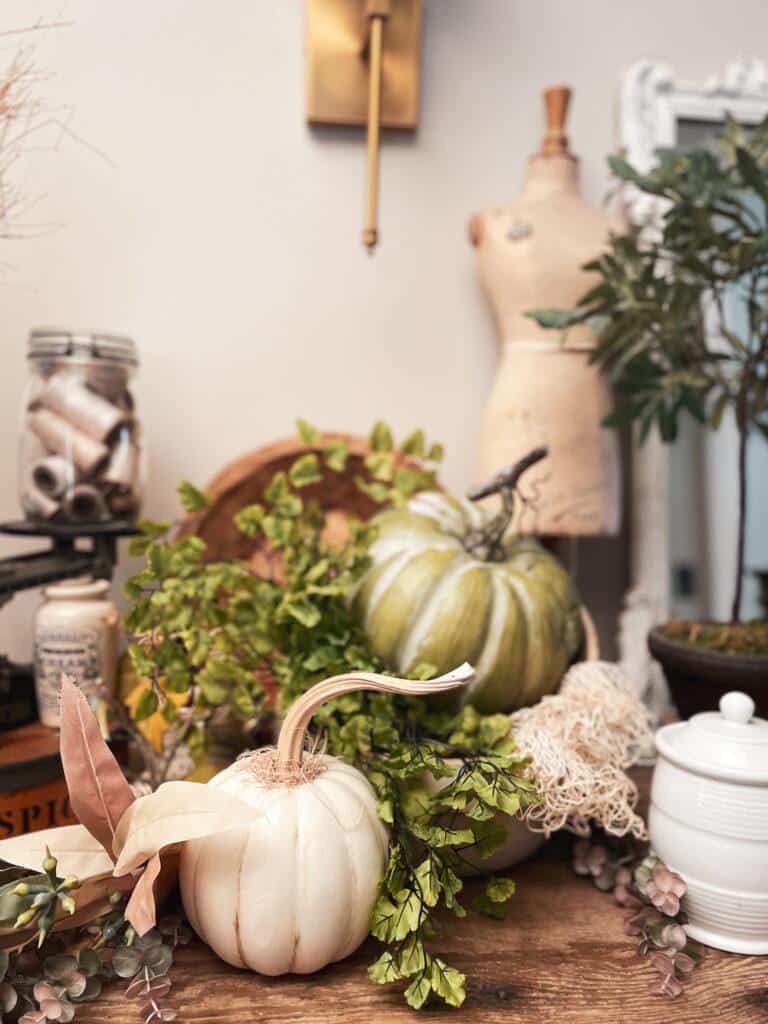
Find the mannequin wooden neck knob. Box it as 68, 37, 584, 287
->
539, 84, 571, 157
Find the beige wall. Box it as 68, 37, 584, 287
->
1, 0, 766, 659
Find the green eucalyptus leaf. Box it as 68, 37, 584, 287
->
409, 823, 474, 848
398, 934, 428, 977
607, 154, 642, 183
413, 858, 442, 908
440, 866, 463, 909
485, 876, 516, 902
355, 477, 391, 504
524, 307, 584, 329
143, 943, 173, 977
408, 662, 438, 681
112, 946, 141, 978
430, 958, 466, 1007
177, 481, 212, 514
323, 439, 349, 471
234, 503, 264, 537
400, 429, 425, 456
77, 949, 101, 978
392, 466, 422, 497
370, 896, 399, 942
296, 418, 320, 445
390, 888, 424, 939
469, 817, 508, 859
736, 146, 768, 201
133, 688, 158, 722
75, 975, 102, 1002
404, 972, 432, 1010
368, 949, 402, 984
44, 953, 78, 980
289, 453, 323, 488
472, 892, 508, 919
369, 421, 394, 453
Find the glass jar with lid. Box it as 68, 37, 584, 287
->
19, 328, 144, 524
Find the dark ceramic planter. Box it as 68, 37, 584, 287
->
648, 627, 768, 720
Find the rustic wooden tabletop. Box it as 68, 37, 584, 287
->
76, 835, 768, 1023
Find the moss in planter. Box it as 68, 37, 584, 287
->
660, 619, 768, 657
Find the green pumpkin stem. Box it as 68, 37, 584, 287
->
465, 446, 549, 561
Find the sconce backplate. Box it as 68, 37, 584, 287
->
306, 0, 421, 129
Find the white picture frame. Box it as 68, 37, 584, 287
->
617, 58, 768, 718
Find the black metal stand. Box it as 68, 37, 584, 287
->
0, 520, 138, 602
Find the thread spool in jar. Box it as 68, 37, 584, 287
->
63, 484, 109, 522
31, 455, 72, 498
102, 429, 137, 489
41, 373, 129, 442
27, 409, 109, 475
22, 485, 60, 520
20, 329, 144, 525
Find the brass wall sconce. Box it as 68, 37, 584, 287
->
306, 0, 422, 253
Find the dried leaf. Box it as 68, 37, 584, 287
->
124, 855, 162, 937
113, 781, 263, 875
59, 676, 135, 856
0, 825, 112, 879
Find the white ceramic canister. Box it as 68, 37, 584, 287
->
649, 691, 768, 954
33, 577, 119, 727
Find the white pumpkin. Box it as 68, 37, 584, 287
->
178, 664, 473, 975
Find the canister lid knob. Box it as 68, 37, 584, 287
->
719, 691, 755, 725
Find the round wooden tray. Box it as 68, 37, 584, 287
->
176, 433, 396, 580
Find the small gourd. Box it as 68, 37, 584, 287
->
179, 664, 473, 975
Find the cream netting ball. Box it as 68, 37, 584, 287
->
510, 660, 652, 839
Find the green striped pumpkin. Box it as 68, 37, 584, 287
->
351, 491, 584, 713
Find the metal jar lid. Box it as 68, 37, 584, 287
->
27, 328, 138, 367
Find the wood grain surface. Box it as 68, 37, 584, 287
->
74, 838, 767, 1023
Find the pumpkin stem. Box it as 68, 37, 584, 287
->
465, 446, 548, 560
276, 663, 475, 766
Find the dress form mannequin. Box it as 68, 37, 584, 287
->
469, 86, 620, 536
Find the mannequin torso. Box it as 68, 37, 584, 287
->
470, 155, 617, 347
469, 94, 621, 536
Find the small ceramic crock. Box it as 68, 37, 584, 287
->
650, 691, 768, 954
